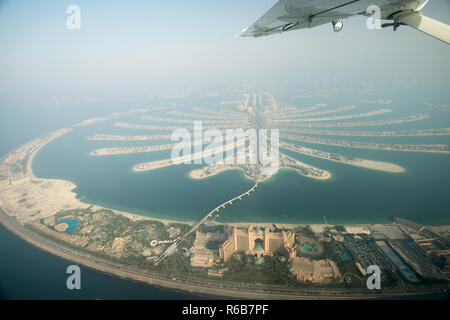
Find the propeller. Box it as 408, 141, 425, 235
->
381, 20, 406, 31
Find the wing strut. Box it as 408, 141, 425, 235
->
391, 11, 450, 44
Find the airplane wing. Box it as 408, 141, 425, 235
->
239, 0, 375, 37
240, 0, 450, 44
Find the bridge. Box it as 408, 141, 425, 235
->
155, 182, 259, 264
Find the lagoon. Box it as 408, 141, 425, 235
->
30, 95, 450, 226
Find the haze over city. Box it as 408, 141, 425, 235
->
0, 0, 449, 108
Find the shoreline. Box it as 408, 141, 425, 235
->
20, 129, 441, 226
7, 127, 447, 227
89, 204, 196, 226
189, 165, 243, 180
0, 118, 449, 298
25, 129, 193, 226
281, 142, 405, 173
188, 165, 273, 183
1, 207, 445, 300
188, 159, 331, 183
26, 128, 72, 180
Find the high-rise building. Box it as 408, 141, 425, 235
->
219, 226, 295, 261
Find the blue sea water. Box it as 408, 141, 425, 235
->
30, 98, 450, 225
1, 89, 449, 299
0, 100, 203, 299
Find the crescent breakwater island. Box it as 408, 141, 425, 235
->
1, 92, 449, 298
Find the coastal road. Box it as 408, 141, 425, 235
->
1, 202, 447, 299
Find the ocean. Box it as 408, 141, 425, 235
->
0, 100, 202, 299
28, 90, 450, 225
1, 88, 449, 299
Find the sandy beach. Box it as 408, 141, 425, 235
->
189, 165, 247, 180
0, 113, 448, 300
281, 142, 405, 174
0, 128, 193, 227
133, 139, 246, 172
91, 204, 195, 225
350, 159, 405, 173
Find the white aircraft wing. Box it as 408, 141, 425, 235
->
240, 0, 450, 44
239, 0, 377, 37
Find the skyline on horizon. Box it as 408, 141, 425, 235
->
0, 0, 449, 108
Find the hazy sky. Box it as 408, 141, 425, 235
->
0, 0, 449, 108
